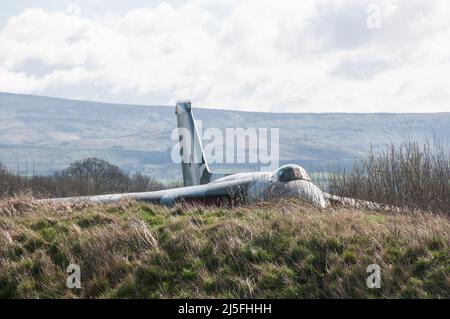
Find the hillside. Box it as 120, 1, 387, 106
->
1, 92, 450, 179
0, 198, 448, 298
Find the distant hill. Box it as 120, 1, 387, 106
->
1, 92, 449, 180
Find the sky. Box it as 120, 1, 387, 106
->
0, 0, 449, 112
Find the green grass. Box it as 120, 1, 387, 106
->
0, 197, 448, 299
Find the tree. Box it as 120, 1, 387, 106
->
62, 158, 129, 194
129, 172, 164, 192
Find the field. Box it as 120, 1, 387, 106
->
0, 197, 448, 299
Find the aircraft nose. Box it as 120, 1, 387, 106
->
269, 180, 327, 208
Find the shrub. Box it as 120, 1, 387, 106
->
328, 139, 450, 214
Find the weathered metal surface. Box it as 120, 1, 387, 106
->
175, 101, 212, 187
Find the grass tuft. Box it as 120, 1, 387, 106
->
0, 197, 448, 298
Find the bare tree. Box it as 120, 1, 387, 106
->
62, 158, 130, 194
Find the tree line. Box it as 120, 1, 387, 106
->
0, 157, 171, 198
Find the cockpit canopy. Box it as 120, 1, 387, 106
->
272, 164, 311, 182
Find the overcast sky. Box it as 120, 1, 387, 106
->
0, 0, 449, 112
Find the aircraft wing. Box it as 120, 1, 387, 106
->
40, 177, 254, 206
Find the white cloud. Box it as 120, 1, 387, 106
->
0, 0, 449, 112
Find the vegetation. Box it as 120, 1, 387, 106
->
0, 158, 166, 199
328, 140, 450, 214
1, 140, 449, 298
0, 197, 448, 299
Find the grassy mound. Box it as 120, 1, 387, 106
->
0, 197, 448, 298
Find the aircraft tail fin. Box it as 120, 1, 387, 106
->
175, 101, 212, 186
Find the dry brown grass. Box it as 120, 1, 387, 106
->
0, 196, 448, 298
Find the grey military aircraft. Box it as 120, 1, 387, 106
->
44, 101, 366, 209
